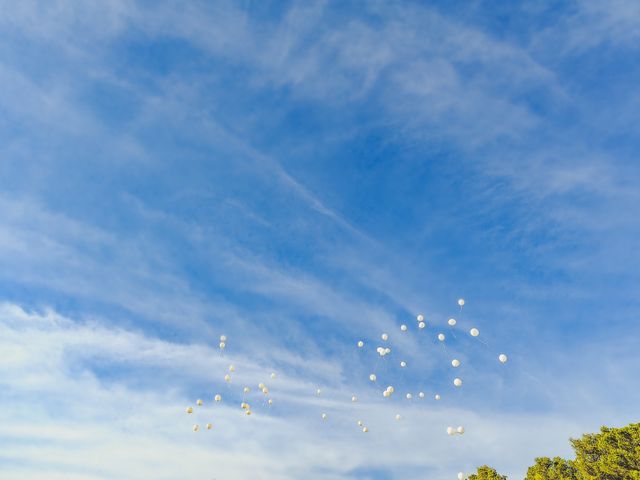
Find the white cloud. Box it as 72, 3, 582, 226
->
3, 303, 637, 479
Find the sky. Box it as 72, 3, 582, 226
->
0, 1, 639, 479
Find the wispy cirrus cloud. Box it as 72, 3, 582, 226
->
0, 1, 639, 479
5, 303, 631, 480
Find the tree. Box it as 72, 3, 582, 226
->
468, 465, 507, 480
571, 423, 640, 480
471, 423, 640, 479
525, 456, 578, 480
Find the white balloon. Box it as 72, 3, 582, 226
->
499, 354, 508, 363
447, 426, 455, 435
258, 382, 265, 389
220, 335, 227, 342
470, 328, 479, 337
224, 374, 231, 382
377, 347, 384, 354
406, 393, 413, 400
458, 473, 464, 480
387, 386, 395, 393
400, 324, 408, 332
243, 387, 250, 394
419, 321, 426, 329
400, 361, 407, 368
185, 406, 193, 414
383, 390, 390, 397
395, 414, 402, 421
321, 413, 327, 420
245, 410, 252, 416
435, 394, 441, 400
457, 426, 465, 434
270, 372, 277, 379
448, 318, 457, 326
451, 359, 460, 367
262, 387, 269, 395
351, 395, 358, 402
214, 394, 222, 402
453, 378, 462, 387
219, 341, 226, 349
357, 340, 364, 348
369, 374, 377, 382
241, 402, 249, 410
229, 365, 235, 372
385, 347, 391, 354
362, 426, 369, 433
316, 388, 322, 396
419, 391, 425, 398
417, 314, 425, 322
357, 420, 363, 426
193, 424, 199, 432
438, 333, 445, 341
268, 399, 273, 405
206, 423, 212, 430
458, 298, 465, 306
381, 333, 389, 341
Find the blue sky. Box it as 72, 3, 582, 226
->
0, 1, 639, 479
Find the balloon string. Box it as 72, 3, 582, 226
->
449, 326, 458, 340
371, 354, 382, 377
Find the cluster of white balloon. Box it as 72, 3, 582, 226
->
185, 334, 277, 432
319, 298, 509, 479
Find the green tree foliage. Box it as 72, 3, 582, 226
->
469, 465, 507, 480
472, 422, 640, 480
525, 456, 578, 480
571, 423, 640, 480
